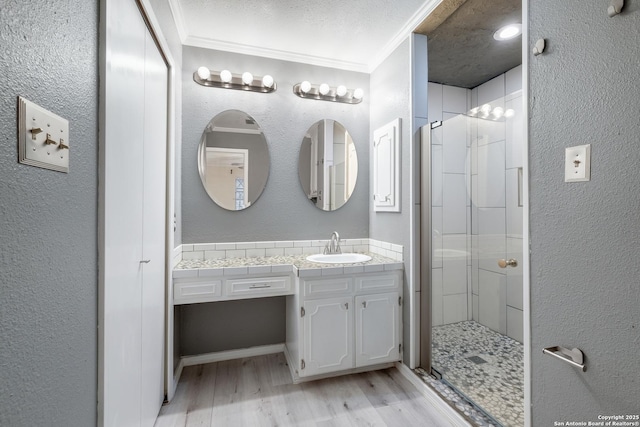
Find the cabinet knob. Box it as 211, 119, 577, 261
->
140, 260, 151, 264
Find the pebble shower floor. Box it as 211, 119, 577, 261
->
416, 321, 524, 427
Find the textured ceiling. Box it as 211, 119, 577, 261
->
416, 0, 522, 88
170, 0, 437, 72
169, 0, 522, 85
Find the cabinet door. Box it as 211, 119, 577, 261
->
302, 296, 353, 377
355, 292, 401, 367
373, 119, 400, 212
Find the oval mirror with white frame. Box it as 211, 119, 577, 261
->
198, 110, 270, 211
298, 119, 358, 211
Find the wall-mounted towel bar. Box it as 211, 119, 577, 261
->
543, 346, 586, 372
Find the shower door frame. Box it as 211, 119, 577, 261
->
415, 9, 531, 420
419, 122, 435, 372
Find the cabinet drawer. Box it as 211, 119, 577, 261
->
225, 276, 292, 298
355, 273, 400, 293
174, 280, 222, 304
303, 277, 353, 298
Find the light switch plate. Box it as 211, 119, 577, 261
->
18, 96, 69, 173
564, 144, 590, 182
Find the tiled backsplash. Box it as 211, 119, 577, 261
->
172, 238, 403, 268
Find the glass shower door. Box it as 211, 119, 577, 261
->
426, 88, 525, 427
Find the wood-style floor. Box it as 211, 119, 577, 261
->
154, 353, 454, 427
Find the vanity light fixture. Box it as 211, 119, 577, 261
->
196, 66, 211, 80
467, 103, 515, 121
194, 67, 277, 93
220, 69, 233, 83
241, 72, 253, 85
318, 83, 331, 96
493, 23, 522, 41
262, 75, 274, 88
293, 81, 364, 104
300, 81, 312, 93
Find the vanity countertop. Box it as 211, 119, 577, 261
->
174, 252, 403, 279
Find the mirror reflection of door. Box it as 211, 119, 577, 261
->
197, 110, 270, 211
205, 147, 249, 210
298, 119, 358, 211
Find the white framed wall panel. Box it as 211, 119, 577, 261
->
373, 118, 401, 212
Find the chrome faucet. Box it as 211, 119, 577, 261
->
324, 231, 342, 254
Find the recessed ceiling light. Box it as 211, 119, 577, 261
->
494, 24, 522, 41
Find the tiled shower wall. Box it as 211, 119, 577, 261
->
428, 83, 471, 327
429, 65, 524, 343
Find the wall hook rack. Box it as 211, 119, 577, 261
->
608, 0, 624, 17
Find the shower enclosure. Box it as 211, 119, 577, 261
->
420, 71, 525, 427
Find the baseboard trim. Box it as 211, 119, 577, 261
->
172, 344, 286, 388
394, 362, 471, 427
172, 359, 184, 395
180, 343, 286, 368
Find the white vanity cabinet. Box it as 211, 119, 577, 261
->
286, 270, 402, 381
302, 295, 354, 376
173, 274, 293, 305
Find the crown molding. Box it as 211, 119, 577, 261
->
167, 0, 188, 42
183, 36, 370, 73
169, 0, 441, 74
368, 0, 443, 72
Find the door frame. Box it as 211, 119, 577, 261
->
412, 1, 531, 424
98, 0, 177, 422
521, 1, 531, 424
204, 147, 250, 209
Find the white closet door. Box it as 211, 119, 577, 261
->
102, 0, 146, 424
101, 1, 168, 426
140, 31, 167, 427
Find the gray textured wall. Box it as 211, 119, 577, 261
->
369, 38, 412, 248
181, 46, 370, 243
180, 46, 369, 354
179, 298, 286, 355
0, 1, 99, 425
529, 0, 640, 422
369, 37, 416, 362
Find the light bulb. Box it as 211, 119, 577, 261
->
468, 107, 479, 116
319, 83, 330, 96
300, 81, 311, 93
242, 72, 253, 85
336, 85, 347, 97
262, 75, 274, 88
480, 104, 492, 114
504, 108, 515, 118
220, 69, 232, 83
197, 66, 210, 80
492, 107, 504, 119
353, 88, 364, 100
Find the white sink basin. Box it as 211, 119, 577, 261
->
306, 253, 372, 264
